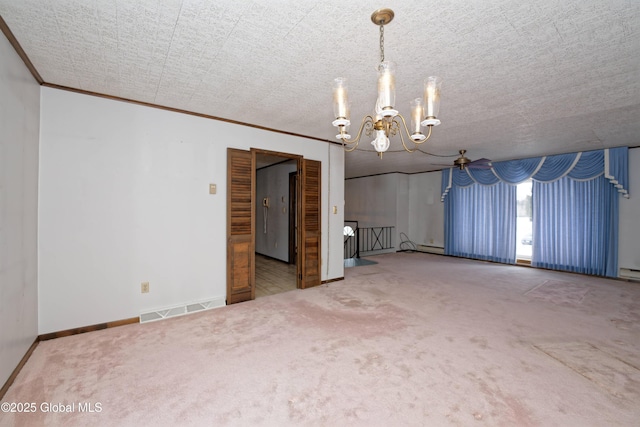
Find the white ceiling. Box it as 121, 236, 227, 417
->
1, 0, 639, 178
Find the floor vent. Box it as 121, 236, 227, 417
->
140, 297, 225, 323
416, 244, 445, 255
619, 268, 640, 281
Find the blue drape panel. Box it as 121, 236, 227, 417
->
442, 147, 628, 277
492, 157, 543, 183
467, 167, 499, 185
530, 153, 579, 182
566, 151, 604, 180
445, 181, 516, 264
532, 175, 618, 277
442, 148, 630, 200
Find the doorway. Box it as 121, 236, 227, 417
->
254, 153, 298, 298
226, 148, 321, 304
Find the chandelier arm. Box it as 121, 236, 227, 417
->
420, 125, 433, 144
401, 133, 417, 153
339, 115, 375, 146
342, 141, 360, 153
392, 117, 417, 153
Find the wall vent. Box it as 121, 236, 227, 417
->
619, 268, 640, 281
416, 244, 445, 255
140, 297, 225, 323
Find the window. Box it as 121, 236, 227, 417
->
516, 180, 532, 260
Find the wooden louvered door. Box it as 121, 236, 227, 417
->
226, 148, 255, 304
298, 159, 321, 289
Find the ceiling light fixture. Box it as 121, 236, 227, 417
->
332, 8, 442, 158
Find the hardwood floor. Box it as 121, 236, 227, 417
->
255, 254, 297, 298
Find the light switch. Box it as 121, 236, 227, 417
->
209, 184, 217, 194
332, 206, 338, 214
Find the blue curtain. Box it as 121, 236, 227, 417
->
532, 175, 618, 276
442, 147, 630, 198
442, 147, 629, 277
444, 179, 517, 264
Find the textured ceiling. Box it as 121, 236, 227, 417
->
1, 0, 639, 178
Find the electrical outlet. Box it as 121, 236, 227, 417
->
429, 238, 434, 244
209, 184, 216, 194
141, 282, 150, 293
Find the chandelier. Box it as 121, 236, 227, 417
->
332, 8, 442, 157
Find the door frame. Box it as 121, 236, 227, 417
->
253, 148, 302, 281
228, 148, 319, 303
288, 171, 297, 265
252, 149, 303, 291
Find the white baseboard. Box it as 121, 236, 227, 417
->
416, 244, 445, 255
619, 268, 640, 281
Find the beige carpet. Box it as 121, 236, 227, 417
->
2, 252, 639, 426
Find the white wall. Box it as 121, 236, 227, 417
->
345, 174, 399, 228
38, 87, 344, 334
0, 32, 40, 386
396, 174, 410, 247
255, 160, 297, 261
327, 142, 345, 279
618, 147, 640, 271
344, 173, 402, 253
408, 171, 444, 247
345, 171, 446, 252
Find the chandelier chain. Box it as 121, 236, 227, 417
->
379, 24, 385, 63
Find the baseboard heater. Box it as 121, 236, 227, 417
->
619, 268, 640, 281
140, 297, 225, 323
416, 244, 445, 255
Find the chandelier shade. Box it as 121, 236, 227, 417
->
410, 98, 425, 140
376, 61, 397, 116
331, 8, 442, 157
332, 77, 349, 124
422, 76, 442, 126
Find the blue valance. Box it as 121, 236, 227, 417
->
441, 147, 629, 201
